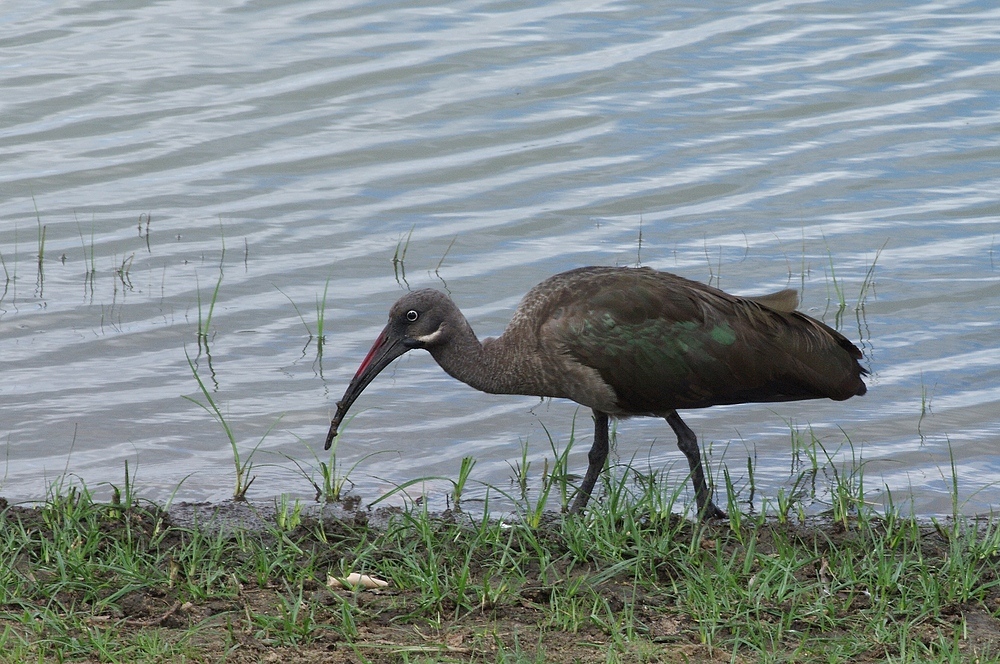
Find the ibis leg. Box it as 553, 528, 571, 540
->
569, 410, 610, 514
666, 411, 727, 520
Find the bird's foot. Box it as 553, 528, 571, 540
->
567, 492, 590, 515
697, 501, 728, 522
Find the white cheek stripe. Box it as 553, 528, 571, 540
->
414, 327, 444, 344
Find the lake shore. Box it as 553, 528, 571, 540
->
3, 478, 1000, 663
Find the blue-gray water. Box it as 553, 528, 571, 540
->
2, 0, 998, 516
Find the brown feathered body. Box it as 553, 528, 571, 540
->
427, 266, 865, 412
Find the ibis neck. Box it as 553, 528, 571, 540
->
428, 322, 545, 397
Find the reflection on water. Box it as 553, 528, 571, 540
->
1, 0, 998, 516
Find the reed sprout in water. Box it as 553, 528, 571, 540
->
283, 417, 380, 503
315, 275, 331, 353
391, 224, 414, 287
182, 347, 277, 501
276, 276, 332, 362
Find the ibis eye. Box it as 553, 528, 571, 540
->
406, 310, 419, 322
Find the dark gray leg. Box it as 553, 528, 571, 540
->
569, 410, 609, 514
666, 410, 727, 520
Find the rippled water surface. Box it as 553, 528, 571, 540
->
2, 0, 999, 516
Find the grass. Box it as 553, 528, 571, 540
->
182, 346, 278, 501
195, 261, 223, 351
77, 216, 97, 298
114, 252, 135, 294
138, 212, 152, 253
435, 236, 457, 282
285, 419, 383, 503
276, 275, 333, 362
0, 245, 9, 307
919, 375, 933, 442
315, 275, 331, 352
502, 417, 580, 526
392, 224, 415, 287
33, 195, 46, 281
823, 238, 885, 331
4, 455, 1000, 663
183, 230, 286, 501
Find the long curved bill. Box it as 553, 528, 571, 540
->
324, 325, 410, 450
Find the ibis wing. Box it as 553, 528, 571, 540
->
542, 269, 864, 415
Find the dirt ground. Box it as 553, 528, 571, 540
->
108, 587, 732, 663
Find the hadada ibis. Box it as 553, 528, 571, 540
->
324, 266, 867, 519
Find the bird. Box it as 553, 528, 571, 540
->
324, 266, 867, 519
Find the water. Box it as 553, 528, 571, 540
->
2, 0, 998, 516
